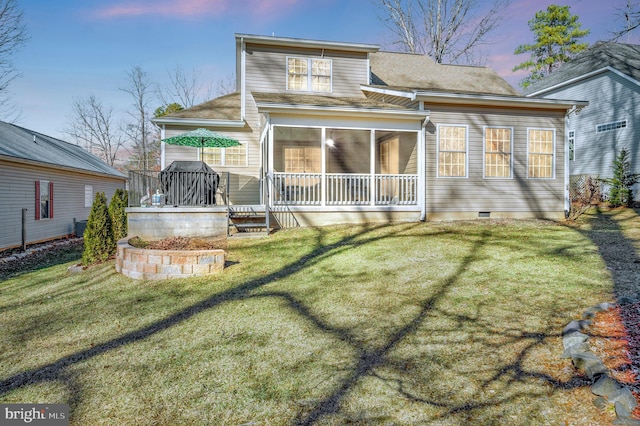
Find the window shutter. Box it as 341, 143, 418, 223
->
49, 182, 54, 218
35, 180, 41, 220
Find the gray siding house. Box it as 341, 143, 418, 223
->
153, 33, 586, 227
525, 42, 640, 194
0, 122, 127, 251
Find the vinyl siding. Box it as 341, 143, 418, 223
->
424, 104, 566, 216
0, 159, 125, 250
163, 124, 261, 205
536, 71, 640, 179
244, 43, 369, 97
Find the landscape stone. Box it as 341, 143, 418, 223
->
592, 375, 622, 397
610, 387, 638, 411
562, 331, 589, 349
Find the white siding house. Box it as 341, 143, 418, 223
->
152, 33, 586, 229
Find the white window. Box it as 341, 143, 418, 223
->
283, 146, 321, 173
568, 130, 575, 161
437, 125, 467, 177
202, 143, 248, 167
596, 120, 626, 133
528, 129, 555, 179
287, 57, 332, 92
484, 127, 513, 178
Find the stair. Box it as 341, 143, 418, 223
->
228, 205, 269, 236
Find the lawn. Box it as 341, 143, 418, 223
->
1, 211, 634, 425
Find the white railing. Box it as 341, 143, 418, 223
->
375, 174, 418, 205
273, 173, 322, 205
326, 173, 370, 205
272, 172, 418, 206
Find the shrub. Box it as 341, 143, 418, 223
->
83, 192, 115, 265
109, 188, 128, 242
604, 148, 639, 208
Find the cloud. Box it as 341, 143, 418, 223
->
92, 0, 299, 20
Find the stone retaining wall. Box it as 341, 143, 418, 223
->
116, 238, 225, 280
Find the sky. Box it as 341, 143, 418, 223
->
8, 0, 639, 140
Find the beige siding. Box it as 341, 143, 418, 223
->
163, 122, 262, 205
245, 43, 369, 97
0, 159, 125, 250
424, 104, 566, 218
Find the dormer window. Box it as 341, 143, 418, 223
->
287, 57, 332, 92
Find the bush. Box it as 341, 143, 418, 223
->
83, 192, 115, 265
604, 148, 639, 208
109, 188, 128, 242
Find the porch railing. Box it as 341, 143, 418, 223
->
128, 169, 228, 207
272, 172, 418, 206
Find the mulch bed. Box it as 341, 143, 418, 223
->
587, 302, 640, 419
127, 236, 227, 250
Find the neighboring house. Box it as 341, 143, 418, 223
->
0, 121, 127, 251
525, 42, 640, 195
152, 33, 586, 227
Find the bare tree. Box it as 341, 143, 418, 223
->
64, 95, 125, 167
0, 0, 27, 118
610, 0, 640, 42
215, 72, 237, 97
158, 65, 215, 108
376, 0, 511, 64
121, 66, 158, 170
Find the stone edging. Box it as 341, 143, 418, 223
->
115, 237, 225, 280
562, 301, 640, 425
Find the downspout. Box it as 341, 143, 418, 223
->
419, 102, 429, 221
240, 37, 246, 121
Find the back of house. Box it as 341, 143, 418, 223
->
153, 33, 586, 228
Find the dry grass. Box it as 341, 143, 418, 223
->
1, 212, 636, 425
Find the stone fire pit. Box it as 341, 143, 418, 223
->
115, 237, 225, 280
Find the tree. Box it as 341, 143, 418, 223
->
513, 4, 590, 88
604, 148, 639, 207
154, 102, 183, 118
108, 188, 128, 242
611, 0, 640, 42
121, 66, 158, 170
64, 95, 126, 167
376, 0, 511, 64
0, 0, 27, 119
83, 192, 115, 265
158, 65, 212, 108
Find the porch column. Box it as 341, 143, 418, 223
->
370, 130, 375, 206
321, 127, 327, 207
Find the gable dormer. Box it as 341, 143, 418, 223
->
235, 34, 379, 100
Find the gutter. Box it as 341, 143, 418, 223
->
255, 102, 429, 120
415, 90, 588, 109
151, 117, 246, 128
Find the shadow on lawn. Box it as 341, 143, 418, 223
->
0, 222, 598, 424
577, 207, 640, 301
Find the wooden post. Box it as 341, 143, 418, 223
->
22, 208, 27, 251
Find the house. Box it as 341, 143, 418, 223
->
151, 33, 587, 230
525, 42, 640, 195
0, 121, 127, 251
